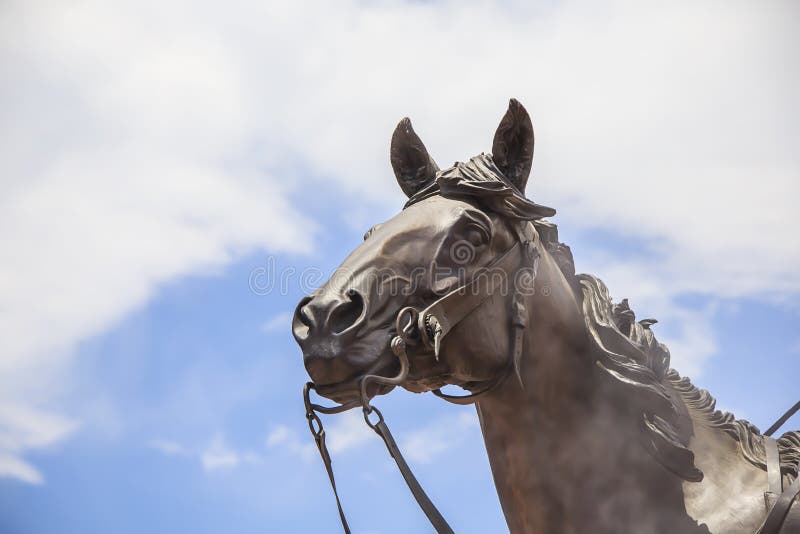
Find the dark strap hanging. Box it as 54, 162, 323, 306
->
307, 411, 352, 534
365, 407, 455, 534
305, 387, 455, 534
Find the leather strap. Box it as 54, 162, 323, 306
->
761, 473, 800, 534
417, 221, 537, 353
309, 415, 352, 534
418, 239, 522, 357
367, 409, 455, 534
766, 437, 783, 494
432, 321, 524, 405
427, 222, 536, 403
765, 401, 800, 437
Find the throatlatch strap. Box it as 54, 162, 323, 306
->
432, 321, 524, 405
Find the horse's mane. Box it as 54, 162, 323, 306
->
536, 221, 800, 484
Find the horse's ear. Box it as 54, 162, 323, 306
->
492, 98, 534, 194
390, 117, 439, 198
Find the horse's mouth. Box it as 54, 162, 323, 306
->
313, 359, 399, 404
314, 377, 362, 403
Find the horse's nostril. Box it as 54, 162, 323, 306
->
329, 289, 365, 335
298, 303, 314, 327
293, 290, 366, 343
292, 296, 314, 341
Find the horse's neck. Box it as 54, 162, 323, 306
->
475, 252, 703, 533
680, 402, 770, 532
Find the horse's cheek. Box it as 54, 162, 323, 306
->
445, 297, 510, 380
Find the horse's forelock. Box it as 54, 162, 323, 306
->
404, 153, 555, 220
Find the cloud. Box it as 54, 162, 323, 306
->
0, 453, 47, 485
262, 311, 294, 333
0, 404, 78, 484
326, 411, 374, 455
147, 439, 189, 457
201, 436, 242, 472
401, 412, 480, 464
148, 434, 262, 473
578, 256, 719, 376
200, 434, 262, 473
265, 425, 315, 463
262, 412, 480, 477
267, 412, 373, 459
1, 0, 797, 482
1, 0, 315, 482
264, 411, 374, 467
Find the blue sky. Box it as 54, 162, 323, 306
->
1, 1, 798, 533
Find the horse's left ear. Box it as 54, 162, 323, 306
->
492, 98, 534, 194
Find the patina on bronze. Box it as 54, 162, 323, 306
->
293, 99, 800, 533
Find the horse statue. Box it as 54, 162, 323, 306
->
292, 99, 800, 533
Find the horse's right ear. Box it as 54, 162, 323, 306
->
390, 118, 439, 198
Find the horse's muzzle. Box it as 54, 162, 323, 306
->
293, 289, 373, 386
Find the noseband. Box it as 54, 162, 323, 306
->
303, 219, 540, 534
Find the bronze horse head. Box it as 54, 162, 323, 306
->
294, 99, 558, 402
293, 100, 800, 533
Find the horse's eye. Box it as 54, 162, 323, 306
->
465, 227, 488, 247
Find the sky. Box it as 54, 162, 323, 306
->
0, 0, 798, 532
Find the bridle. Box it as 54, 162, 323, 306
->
303, 219, 540, 534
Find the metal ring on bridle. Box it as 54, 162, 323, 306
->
363, 405, 384, 430
359, 331, 410, 409
303, 381, 361, 415
395, 306, 421, 345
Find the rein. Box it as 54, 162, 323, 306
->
303, 220, 538, 533
304, 337, 454, 534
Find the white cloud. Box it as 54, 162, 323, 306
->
265, 412, 372, 463
326, 411, 374, 455
0, 454, 45, 485
579, 257, 719, 377
266, 424, 315, 463
1, 0, 797, 482
262, 311, 294, 333
148, 434, 262, 472
401, 412, 480, 464
0, 404, 78, 484
147, 439, 189, 457
265, 425, 292, 447
266, 409, 474, 471
1, 0, 315, 482
201, 435, 247, 472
